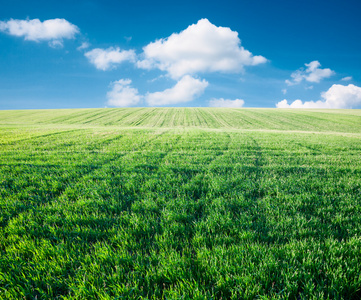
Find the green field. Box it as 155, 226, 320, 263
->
1, 108, 361, 299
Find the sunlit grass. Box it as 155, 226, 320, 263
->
1, 108, 361, 299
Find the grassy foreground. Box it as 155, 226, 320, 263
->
1, 108, 361, 299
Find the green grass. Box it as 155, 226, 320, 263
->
0, 108, 361, 299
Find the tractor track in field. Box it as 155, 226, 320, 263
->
0, 130, 169, 230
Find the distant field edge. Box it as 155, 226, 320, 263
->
0, 107, 360, 133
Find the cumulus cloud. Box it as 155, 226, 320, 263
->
276, 84, 361, 109
106, 79, 142, 107
137, 18, 267, 79
85, 47, 136, 70
145, 75, 208, 106
209, 98, 245, 108
0, 18, 79, 47
286, 61, 335, 86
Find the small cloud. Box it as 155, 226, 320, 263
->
145, 75, 208, 106
85, 47, 136, 70
209, 98, 245, 108
124, 36, 132, 42
0, 18, 79, 47
147, 75, 166, 83
286, 61, 335, 86
341, 76, 352, 81
48, 40, 64, 49
107, 79, 142, 107
137, 18, 267, 79
276, 84, 361, 109
77, 42, 90, 51
305, 86, 314, 90
282, 89, 287, 95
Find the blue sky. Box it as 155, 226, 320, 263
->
1, 0, 361, 109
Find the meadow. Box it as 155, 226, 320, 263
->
0, 108, 361, 299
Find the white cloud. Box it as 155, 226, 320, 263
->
77, 42, 90, 51
0, 18, 78, 47
145, 75, 208, 106
321, 84, 361, 108
137, 18, 267, 79
285, 71, 303, 86
304, 61, 334, 83
276, 99, 291, 108
48, 40, 64, 49
85, 47, 136, 70
282, 89, 287, 95
107, 76, 208, 107
276, 84, 361, 109
209, 98, 245, 108
106, 79, 142, 107
286, 61, 335, 86
341, 76, 352, 81
276, 99, 328, 108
